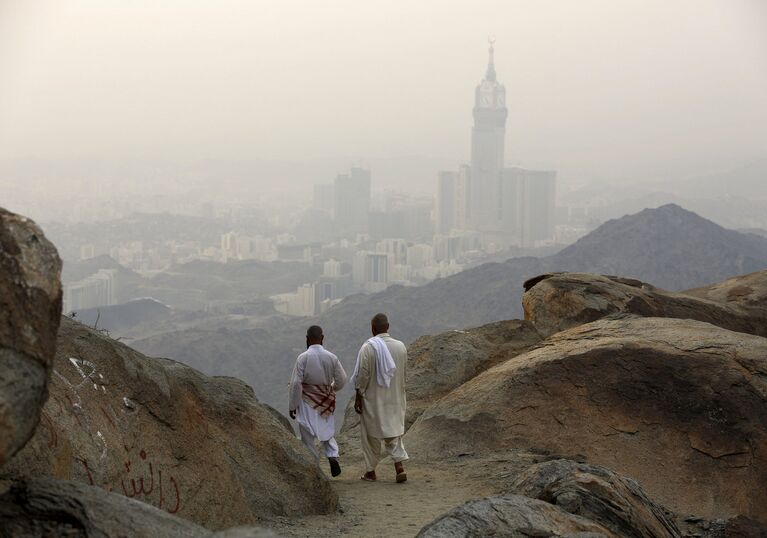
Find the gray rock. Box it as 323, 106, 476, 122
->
406, 316, 767, 522
0, 476, 210, 538
417, 494, 616, 537
3, 317, 336, 529
0, 208, 62, 467
685, 269, 767, 310
522, 272, 767, 339
511, 459, 681, 538
0, 477, 282, 538
213, 527, 281, 538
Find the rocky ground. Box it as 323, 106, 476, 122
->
262, 449, 751, 538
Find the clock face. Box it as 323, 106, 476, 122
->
480, 94, 492, 107
497, 93, 505, 106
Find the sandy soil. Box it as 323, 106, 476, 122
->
265, 448, 543, 537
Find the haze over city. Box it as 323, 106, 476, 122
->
2, 0, 765, 193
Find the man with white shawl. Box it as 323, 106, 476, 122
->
289, 325, 347, 477
352, 313, 409, 483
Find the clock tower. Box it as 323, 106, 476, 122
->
470, 40, 508, 231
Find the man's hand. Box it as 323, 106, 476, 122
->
289, 409, 296, 420
354, 392, 363, 414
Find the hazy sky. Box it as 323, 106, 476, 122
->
1, 0, 765, 182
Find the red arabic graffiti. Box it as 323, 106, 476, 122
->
78, 449, 181, 514
119, 449, 181, 513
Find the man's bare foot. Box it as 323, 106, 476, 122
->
395, 462, 407, 483
360, 471, 377, 481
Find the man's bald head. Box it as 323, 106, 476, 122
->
371, 313, 389, 336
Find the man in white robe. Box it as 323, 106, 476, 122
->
289, 325, 347, 477
353, 313, 409, 483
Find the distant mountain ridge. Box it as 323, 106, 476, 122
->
552, 203, 767, 290
133, 204, 767, 411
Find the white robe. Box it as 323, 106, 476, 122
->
354, 333, 408, 439
289, 345, 347, 442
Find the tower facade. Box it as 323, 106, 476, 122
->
333, 167, 371, 237
470, 41, 508, 231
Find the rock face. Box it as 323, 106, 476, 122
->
0, 476, 211, 538
0, 477, 280, 538
522, 272, 767, 338
404, 320, 542, 427
417, 494, 617, 537
685, 269, 767, 309
406, 316, 767, 522
511, 459, 680, 538
0, 208, 62, 467
2, 316, 337, 530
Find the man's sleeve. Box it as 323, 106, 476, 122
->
355, 344, 372, 394
332, 354, 348, 391
288, 355, 305, 412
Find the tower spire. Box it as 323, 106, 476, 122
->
485, 36, 497, 81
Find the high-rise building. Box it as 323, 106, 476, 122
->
323, 258, 343, 277
313, 184, 335, 213
352, 251, 389, 293
334, 167, 371, 237
221, 232, 238, 261
519, 169, 556, 245
63, 269, 118, 313
376, 238, 408, 265
454, 165, 471, 230
470, 41, 507, 231
436, 171, 457, 234
79, 244, 96, 260
500, 167, 557, 246
406, 243, 434, 270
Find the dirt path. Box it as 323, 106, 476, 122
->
266, 459, 492, 537
265, 449, 541, 537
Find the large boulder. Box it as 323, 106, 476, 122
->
510, 459, 680, 538
0, 477, 280, 538
2, 316, 337, 530
522, 272, 767, 338
404, 319, 542, 427
0, 208, 62, 467
0, 476, 211, 538
685, 269, 767, 309
417, 494, 616, 537
406, 316, 767, 521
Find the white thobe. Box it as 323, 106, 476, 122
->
289, 345, 347, 459
354, 333, 409, 471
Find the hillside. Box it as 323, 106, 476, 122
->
133, 204, 767, 411
64, 255, 321, 311
553, 204, 767, 289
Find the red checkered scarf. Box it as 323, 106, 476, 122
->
301, 383, 335, 417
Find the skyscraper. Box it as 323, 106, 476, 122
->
500, 167, 556, 246
436, 164, 471, 234
470, 40, 507, 231
434, 41, 556, 247
333, 167, 371, 237
436, 170, 457, 234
